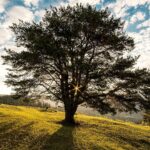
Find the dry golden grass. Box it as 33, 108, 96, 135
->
0, 104, 150, 150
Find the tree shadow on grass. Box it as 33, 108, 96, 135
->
0, 121, 34, 150
0, 121, 17, 133
29, 125, 78, 150
29, 123, 109, 150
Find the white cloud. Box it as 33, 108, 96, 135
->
59, 0, 101, 6
0, 0, 9, 13
125, 0, 149, 7
69, 0, 101, 6
106, 0, 149, 18
124, 21, 129, 29
0, 79, 12, 94
34, 9, 45, 21
130, 12, 145, 24
24, 0, 39, 7
3, 6, 34, 28
137, 19, 150, 29
0, 6, 34, 94
0, 28, 13, 45
0, 42, 26, 95
107, 1, 127, 17
128, 27, 150, 69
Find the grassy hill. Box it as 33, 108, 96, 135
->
0, 104, 149, 150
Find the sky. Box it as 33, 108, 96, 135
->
0, 0, 150, 94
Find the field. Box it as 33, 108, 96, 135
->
0, 104, 150, 150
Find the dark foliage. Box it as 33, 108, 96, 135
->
2, 4, 150, 123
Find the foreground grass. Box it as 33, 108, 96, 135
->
0, 104, 149, 150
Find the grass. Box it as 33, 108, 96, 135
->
0, 104, 150, 150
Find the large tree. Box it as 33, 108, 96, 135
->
2, 4, 150, 124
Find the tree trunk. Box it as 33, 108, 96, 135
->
65, 110, 75, 124
64, 103, 78, 124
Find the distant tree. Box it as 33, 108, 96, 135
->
2, 4, 150, 124
143, 110, 150, 125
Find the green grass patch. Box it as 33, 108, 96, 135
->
0, 104, 149, 150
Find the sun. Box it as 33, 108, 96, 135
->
72, 83, 81, 96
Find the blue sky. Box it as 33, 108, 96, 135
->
0, 0, 150, 94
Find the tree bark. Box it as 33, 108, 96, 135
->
64, 103, 78, 124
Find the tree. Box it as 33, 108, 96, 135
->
2, 4, 150, 124
143, 110, 150, 125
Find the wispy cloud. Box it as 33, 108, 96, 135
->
0, 0, 9, 13
137, 19, 150, 29
24, 0, 40, 7
106, 0, 149, 18
128, 27, 150, 68
130, 11, 145, 24
3, 6, 34, 28
0, 28, 12, 45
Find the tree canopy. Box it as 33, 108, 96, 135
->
2, 4, 150, 123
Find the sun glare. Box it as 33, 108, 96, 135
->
72, 83, 81, 95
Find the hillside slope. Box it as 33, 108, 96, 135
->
0, 104, 149, 150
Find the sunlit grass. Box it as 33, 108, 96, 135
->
0, 104, 149, 150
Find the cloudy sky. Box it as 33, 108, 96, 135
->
0, 0, 150, 94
